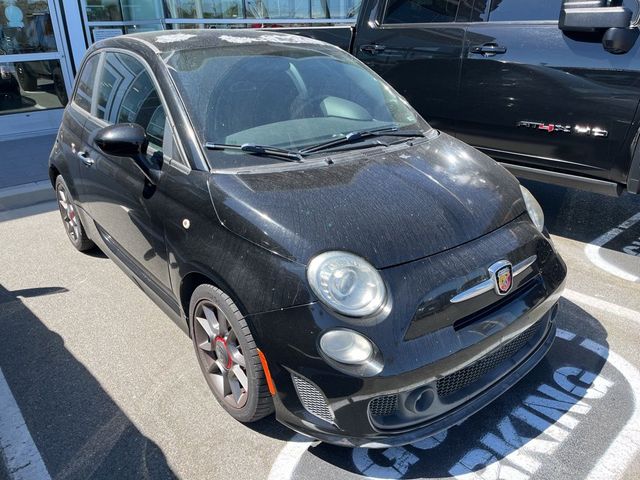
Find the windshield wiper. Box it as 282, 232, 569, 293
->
299, 126, 426, 155
205, 142, 303, 162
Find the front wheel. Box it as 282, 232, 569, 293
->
189, 284, 274, 422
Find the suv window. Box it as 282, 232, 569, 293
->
73, 54, 100, 112
384, 0, 461, 24
481, 0, 563, 22
95, 52, 166, 150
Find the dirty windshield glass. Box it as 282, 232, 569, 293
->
165, 39, 428, 168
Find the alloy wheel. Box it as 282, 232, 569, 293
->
57, 184, 80, 242
193, 301, 249, 409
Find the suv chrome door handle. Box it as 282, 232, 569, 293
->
77, 151, 95, 167
471, 43, 507, 56
360, 44, 387, 55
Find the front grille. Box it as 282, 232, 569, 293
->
370, 394, 399, 417
437, 322, 540, 398
291, 374, 334, 424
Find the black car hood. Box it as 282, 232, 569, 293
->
207, 133, 526, 269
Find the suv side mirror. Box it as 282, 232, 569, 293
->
560, 1, 632, 31
560, 0, 637, 54
95, 123, 161, 185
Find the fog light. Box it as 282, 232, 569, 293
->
319, 329, 373, 365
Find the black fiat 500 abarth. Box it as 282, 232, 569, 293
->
50, 30, 566, 448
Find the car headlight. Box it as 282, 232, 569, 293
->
307, 251, 386, 317
520, 186, 545, 233
319, 329, 373, 364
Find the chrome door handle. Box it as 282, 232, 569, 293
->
471, 43, 507, 56
77, 151, 95, 167
360, 44, 387, 55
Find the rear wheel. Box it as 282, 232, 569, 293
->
55, 176, 94, 252
189, 284, 274, 422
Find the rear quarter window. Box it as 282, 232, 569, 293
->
73, 54, 100, 112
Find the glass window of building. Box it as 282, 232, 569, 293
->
0, 1, 69, 115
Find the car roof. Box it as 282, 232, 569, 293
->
93, 29, 331, 56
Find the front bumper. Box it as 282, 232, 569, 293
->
247, 216, 567, 447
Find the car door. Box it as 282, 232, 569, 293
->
78, 51, 172, 292
56, 53, 100, 198
458, 0, 640, 185
353, 0, 472, 134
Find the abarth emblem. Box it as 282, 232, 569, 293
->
489, 260, 513, 296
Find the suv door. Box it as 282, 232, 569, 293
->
458, 0, 640, 186
353, 0, 472, 134
78, 51, 172, 291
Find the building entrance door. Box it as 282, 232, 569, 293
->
0, 0, 74, 139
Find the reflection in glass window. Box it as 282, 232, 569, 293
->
85, 0, 163, 22
96, 53, 166, 150
384, 0, 460, 24
0, 0, 58, 54
485, 0, 562, 22
165, 0, 244, 19
245, 0, 309, 19
74, 54, 99, 112
0, 59, 66, 115
311, 0, 360, 19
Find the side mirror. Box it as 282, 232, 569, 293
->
95, 123, 148, 157
95, 123, 161, 185
559, 1, 632, 32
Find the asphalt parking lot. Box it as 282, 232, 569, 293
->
0, 179, 639, 480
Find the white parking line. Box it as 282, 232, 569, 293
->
584, 212, 640, 283
0, 369, 51, 480
267, 433, 315, 480
564, 289, 640, 325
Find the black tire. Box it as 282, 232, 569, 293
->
55, 175, 95, 252
189, 284, 274, 423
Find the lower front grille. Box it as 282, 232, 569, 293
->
291, 374, 334, 424
436, 322, 540, 398
370, 394, 399, 417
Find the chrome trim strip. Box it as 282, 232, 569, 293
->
450, 255, 538, 304
450, 279, 494, 304
512, 255, 538, 277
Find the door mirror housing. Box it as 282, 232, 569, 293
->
95, 123, 161, 185
95, 123, 148, 157
559, 2, 633, 32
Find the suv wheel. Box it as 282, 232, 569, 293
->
189, 284, 274, 422
55, 176, 95, 252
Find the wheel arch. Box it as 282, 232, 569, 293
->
49, 163, 60, 187
179, 269, 249, 337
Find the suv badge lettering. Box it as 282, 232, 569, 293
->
517, 121, 608, 138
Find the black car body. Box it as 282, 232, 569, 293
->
49, 30, 566, 447
281, 0, 640, 196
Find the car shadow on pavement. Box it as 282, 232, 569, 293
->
297, 300, 618, 479
0, 282, 178, 479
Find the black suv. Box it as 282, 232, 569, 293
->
285, 0, 640, 196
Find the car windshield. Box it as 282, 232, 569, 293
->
164, 39, 430, 169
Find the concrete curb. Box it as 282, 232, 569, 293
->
0, 180, 55, 213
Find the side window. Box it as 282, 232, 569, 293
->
481, 0, 563, 22
95, 52, 166, 151
73, 55, 100, 112
383, 0, 461, 24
